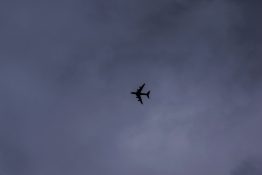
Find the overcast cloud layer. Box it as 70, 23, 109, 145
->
0, 0, 262, 175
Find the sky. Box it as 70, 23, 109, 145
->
0, 0, 262, 175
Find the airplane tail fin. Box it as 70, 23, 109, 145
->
146, 91, 150, 98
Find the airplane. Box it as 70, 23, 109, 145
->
131, 83, 150, 104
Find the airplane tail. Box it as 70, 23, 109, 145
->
146, 91, 150, 98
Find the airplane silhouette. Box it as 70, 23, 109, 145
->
131, 83, 150, 104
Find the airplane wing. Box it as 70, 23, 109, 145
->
137, 83, 145, 93
136, 95, 143, 104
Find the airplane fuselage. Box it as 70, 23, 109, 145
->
131, 92, 147, 96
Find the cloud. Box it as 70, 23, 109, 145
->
231, 157, 262, 175
0, 0, 261, 175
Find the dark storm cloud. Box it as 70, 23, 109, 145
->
0, 0, 261, 175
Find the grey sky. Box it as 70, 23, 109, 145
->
0, 0, 262, 175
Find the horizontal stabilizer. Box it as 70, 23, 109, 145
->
146, 91, 150, 98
